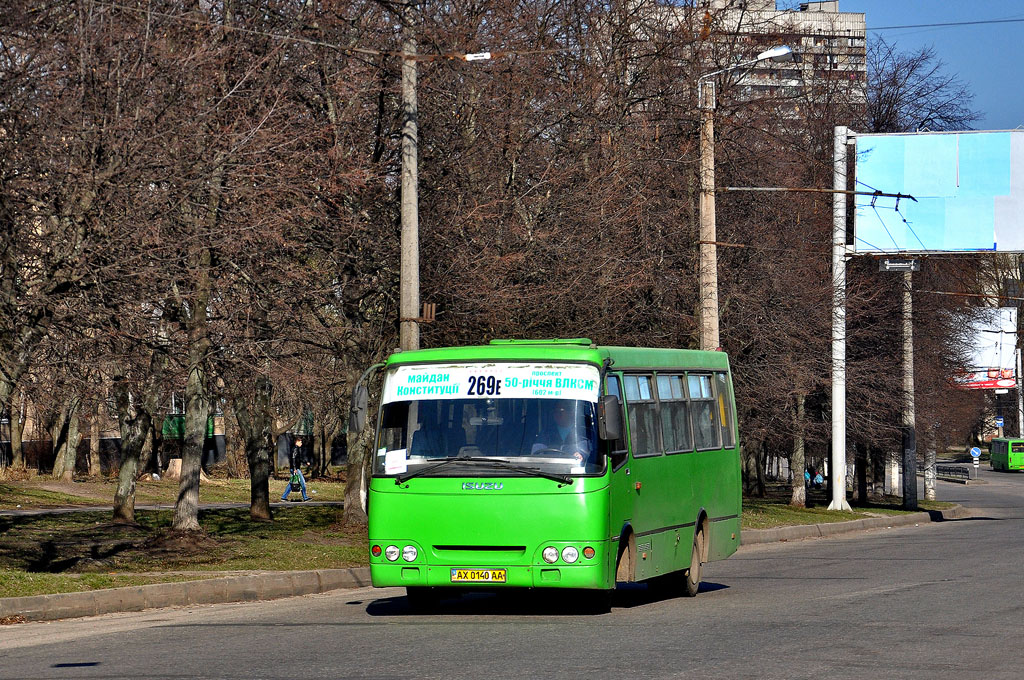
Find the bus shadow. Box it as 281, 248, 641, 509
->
612, 581, 729, 609
365, 582, 729, 617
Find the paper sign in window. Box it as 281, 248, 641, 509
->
384, 449, 408, 475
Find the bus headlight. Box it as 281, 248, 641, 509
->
561, 546, 579, 563
542, 546, 559, 563
385, 545, 400, 561
402, 545, 418, 562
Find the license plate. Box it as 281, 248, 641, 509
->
450, 568, 507, 583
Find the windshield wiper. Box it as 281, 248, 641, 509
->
460, 458, 574, 485
394, 456, 573, 486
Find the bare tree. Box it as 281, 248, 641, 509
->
867, 37, 980, 133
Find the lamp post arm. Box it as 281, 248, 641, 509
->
697, 56, 764, 82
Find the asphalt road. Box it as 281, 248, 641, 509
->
2, 466, 1023, 680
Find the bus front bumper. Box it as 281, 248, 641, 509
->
370, 541, 611, 590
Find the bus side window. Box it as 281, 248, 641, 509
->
688, 374, 721, 451
657, 374, 692, 454
715, 372, 736, 449
602, 372, 626, 456
623, 374, 661, 457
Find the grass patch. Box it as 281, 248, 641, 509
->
0, 506, 367, 598
0, 484, 102, 510
742, 484, 957, 530
742, 499, 869, 530
0, 569, 218, 599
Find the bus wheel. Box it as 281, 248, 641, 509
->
406, 586, 440, 612
615, 532, 635, 582
682, 528, 706, 598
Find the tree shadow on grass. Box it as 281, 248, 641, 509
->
0, 512, 221, 574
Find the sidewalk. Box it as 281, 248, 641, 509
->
0, 503, 970, 623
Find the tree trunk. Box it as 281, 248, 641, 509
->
150, 415, 165, 473
172, 153, 220, 531
9, 388, 24, 469
855, 442, 868, 503
317, 424, 329, 478
870, 446, 885, 499
112, 384, 152, 524
89, 401, 101, 476
790, 393, 806, 507
755, 442, 767, 497
222, 404, 247, 478
924, 445, 936, 501
51, 396, 82, 481
327, 420, 343, 476
173, 358, 209, 531
342, 425, 373, 525
233, 377, 274, 522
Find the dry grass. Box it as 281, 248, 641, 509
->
742, 482, 954, 529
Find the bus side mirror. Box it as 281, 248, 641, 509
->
349, 383, 369, 433
598, 394, 622, 442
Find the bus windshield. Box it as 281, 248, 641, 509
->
375, 398, 600, 476
373, 362, 603, 478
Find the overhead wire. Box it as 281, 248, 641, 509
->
91, 1, 581, 62
868, 17, 1024, 32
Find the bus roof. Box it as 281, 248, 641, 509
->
384, 339, 730, 372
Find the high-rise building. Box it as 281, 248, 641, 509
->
698, 0, 867, 112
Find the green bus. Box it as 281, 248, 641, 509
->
990, 438, 1024, 471
361, 339, 741, 609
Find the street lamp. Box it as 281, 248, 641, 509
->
696, 45, 796, 351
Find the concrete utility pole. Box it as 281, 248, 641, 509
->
902, 271, 918, 509
399, 3, 420, 352
695, 46, 794, 353
698, 80, 719, 352
829, 125, 852, 511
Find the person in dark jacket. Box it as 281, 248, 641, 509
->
281, 437, 310, 502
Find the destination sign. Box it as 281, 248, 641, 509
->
381, 363, 601, 404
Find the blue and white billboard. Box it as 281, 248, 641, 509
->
854, 130, 1024, 253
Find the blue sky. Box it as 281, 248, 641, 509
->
840, 0, 1024, 131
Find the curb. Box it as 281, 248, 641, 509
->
0, 567, 372, 623
740, 504, 971, 546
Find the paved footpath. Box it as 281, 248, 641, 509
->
0, 500, 345, 517
1, 466, 1022, 679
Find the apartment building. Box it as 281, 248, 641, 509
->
700, 0, 867, 111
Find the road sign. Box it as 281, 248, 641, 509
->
995, 417, 1005, 427
878, 258, 920, 272
970, 447, 982, 458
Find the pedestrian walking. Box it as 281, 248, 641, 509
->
282, 436, 310, 502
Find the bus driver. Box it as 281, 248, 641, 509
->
531, 400, 593, 462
